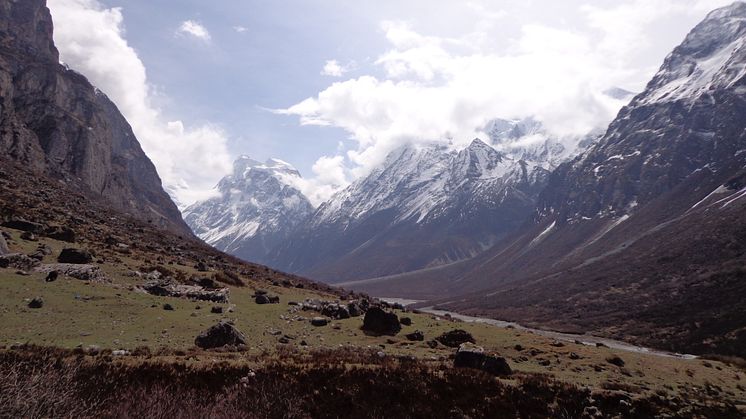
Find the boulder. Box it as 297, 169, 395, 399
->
20, 231, 37, 241
361, 307, 401, 336
194, 321, 247, 349
255, 294, 271, 304
268, 294, 280, 304
400, 317, 412, 326
0, 254, 41, 271
43, 226, 75, 243
322, 304, 350, 319
454, 344, 512, 376
436, 329, 475, 348
28, 297, 44, 309
606, 356, 625, 367
45, 271, 58, 282
405, 330, 425, 341
163, 303, 174, 311
311, 317, 328, 327
2, 220, 44, 234
57, 248, 92, 264
211, 306, 223, 314
347, 301, 362, 317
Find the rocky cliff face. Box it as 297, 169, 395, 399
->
183, 156, 314, 265
0, 0, 190, 235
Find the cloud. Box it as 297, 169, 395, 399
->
280, 1, 731, 198
178, 20, 211, 41
48, 0, 232, 206
233, 25, 249, 33
278, 155, 349, 206
321, 59, 355, 77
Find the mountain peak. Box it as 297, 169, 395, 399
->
639, 1, 746, 105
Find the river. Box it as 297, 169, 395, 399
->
380, 298, 697, 360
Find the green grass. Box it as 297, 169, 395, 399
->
1, 231, 745, 405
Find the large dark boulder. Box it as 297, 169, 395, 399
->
436, 329, 475, 348
405, 330, 425, 341
454, 344, 512, 376
1, 220, 44, 234
194, 321, 247, 349
361, 307, 401, 336
255, 294, 270, 304
44, 226, 75, 243
57, 248, 92, 264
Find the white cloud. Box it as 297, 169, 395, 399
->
48, 0, 232, 206
281, 1, 732, 198
178, 20, 211, 41
233, 25, 249, 33
321, 59, 355, 77
279, 155, 349, 206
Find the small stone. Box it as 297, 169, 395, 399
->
28, 297, 43, 309
311, 317, 328, 327
163, 303, 174, 311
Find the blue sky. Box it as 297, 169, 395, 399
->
47, 0, 733, 206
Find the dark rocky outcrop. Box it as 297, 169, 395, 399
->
35, 263, 107, 281
0, 0, 190, 235
194, 321, 247, 349
454, 344, 512, 376
361, 307, 401, 336
436, 330, 475, 348
405, 330, 424, 341
57, 248, 92, 264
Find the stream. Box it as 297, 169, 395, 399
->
380, 298, 697, 360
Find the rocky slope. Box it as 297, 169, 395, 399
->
430, 2, 746, 357
183, 156, 314, 265
267, 125, 592, 283
0, 0, 189, 235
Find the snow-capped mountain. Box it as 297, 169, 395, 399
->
183, 156, 314, 265
416, 2, 746, 358
267, 122, 596, 282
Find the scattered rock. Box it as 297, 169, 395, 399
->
35, 264, 108, 282
268, 294, 280, 304
196, 261, 208, 272
322, 304, 350, 319
426, 340, 438, 349
0, 254, 41, 271
400, 317, 412, 326
361, 307, 401, 336
19, 231, 37, 241
45, 271, 58, 282
405, 330, 424, 341
255, 294, 271, 304
57, 248, 92, 264
141, 278, 229, 302
514, 344, 524, 351
28, 297, 43, 309
596, 342, 608, 348
163, 303, 174, 311
211, 306, 223, 314
569, 352, 581, 360
347, 301, 362, 317
278, 337, 290, 344
435, 329, 475, 348
311, 317, 328, 327
454, 343, 512, 376
194, 321, 247, 349
606, 355, 625, 367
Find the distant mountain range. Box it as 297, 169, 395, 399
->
187, 118, 601, 282
183, 2, 746, 356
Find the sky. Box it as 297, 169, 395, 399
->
46, 0, 735, 207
